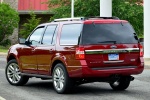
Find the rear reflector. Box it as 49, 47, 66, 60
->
75, 47, 85, 59
140, 44, 143, 57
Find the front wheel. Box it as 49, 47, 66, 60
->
5, 59, 29, 86
52, 63, 74, 94
109, 76, 131, 90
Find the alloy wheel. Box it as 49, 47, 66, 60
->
6, 63, 21, 84
53, 67, 65, 91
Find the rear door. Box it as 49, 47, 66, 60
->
82, 22, 140, 69
57, 23, 83, 76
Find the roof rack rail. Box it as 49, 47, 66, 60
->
54, 17, 84, 22
85, 16, 120, 20
53, 16, 120, 22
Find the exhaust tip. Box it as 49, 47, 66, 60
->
130, 76, 134, 81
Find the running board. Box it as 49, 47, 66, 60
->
21, 73, 52, 79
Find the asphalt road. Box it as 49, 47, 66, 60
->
0, 55, 150, 100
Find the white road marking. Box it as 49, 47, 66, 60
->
0, 96, 6, 100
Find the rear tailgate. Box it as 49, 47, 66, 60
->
82, 20, 140, 69
84, 44, 140, 69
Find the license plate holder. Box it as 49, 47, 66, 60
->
108, 54, 119, 60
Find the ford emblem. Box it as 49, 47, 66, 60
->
111, 45, 117, 49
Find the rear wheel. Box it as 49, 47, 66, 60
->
52, 63, 74, 94
5, 59, 29, 86
109, 76, 131, 90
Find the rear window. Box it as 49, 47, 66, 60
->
60, 24, 82, 45
82, 22, 138, 45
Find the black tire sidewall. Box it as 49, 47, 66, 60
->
110, 76, 130, 90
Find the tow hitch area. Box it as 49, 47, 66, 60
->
110, 75, 134, 82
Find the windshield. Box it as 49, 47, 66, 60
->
82, 22, 138, 45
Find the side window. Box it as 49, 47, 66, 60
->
29, 27, 44, 45
60, 24, 82, 45
42, 25, 57, 45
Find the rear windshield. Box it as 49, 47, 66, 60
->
82, 22, 138, 45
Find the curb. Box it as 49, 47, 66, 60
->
0, 53, 7, 56
144, 58, 150, 68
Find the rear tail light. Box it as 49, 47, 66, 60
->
75, 47, 85, 59
139, 44, 143, 57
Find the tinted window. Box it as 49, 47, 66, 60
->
82, 23, 138, 44
60, 24, 82, 45
29, 27, 44, 45
42, 25, 57, 45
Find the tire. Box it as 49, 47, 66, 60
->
109, 76, 131, 90
52, 63, 74, 94
5, 59, 29, 86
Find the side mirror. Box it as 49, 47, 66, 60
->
139, 38, 144, 42
18, 38, 26, 44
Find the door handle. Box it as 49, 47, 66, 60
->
32, 49, 36, 53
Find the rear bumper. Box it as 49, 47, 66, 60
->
81, 63, 144, 77
68, 58, 144, 78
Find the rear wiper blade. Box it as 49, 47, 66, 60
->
98, 41, 117, 43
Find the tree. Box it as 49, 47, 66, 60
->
47, 0, 143, 37
20, 12, 41, 38
0, 3, 19, 43
48, 0, 100, 21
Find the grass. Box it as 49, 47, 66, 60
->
0, 46, 9, 53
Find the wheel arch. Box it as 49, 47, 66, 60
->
7, 54, 17, 63
7, 54, 22, 70
51, 59, 66, 76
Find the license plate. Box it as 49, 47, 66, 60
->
108, 54, 119, 60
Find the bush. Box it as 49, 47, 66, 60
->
0, 39, 11, 47
0, 3, 19, 43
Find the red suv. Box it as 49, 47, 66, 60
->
5, 17, 144, 94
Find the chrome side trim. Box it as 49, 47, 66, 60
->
67, 66, 82, 68
85, 48, 139, 54
103, 60, 124, 64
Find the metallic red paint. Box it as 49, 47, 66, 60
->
6, 19, 144, 79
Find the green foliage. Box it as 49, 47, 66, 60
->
48, 0, 100, 21
48, 0, 143, 37
20, 12, 41, 38
0, 39, 11, 47
75, 0, 100, 17
0, 45, 9, 53
0, 3, 19, 43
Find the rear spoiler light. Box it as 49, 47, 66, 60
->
75, 47, 85, 59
